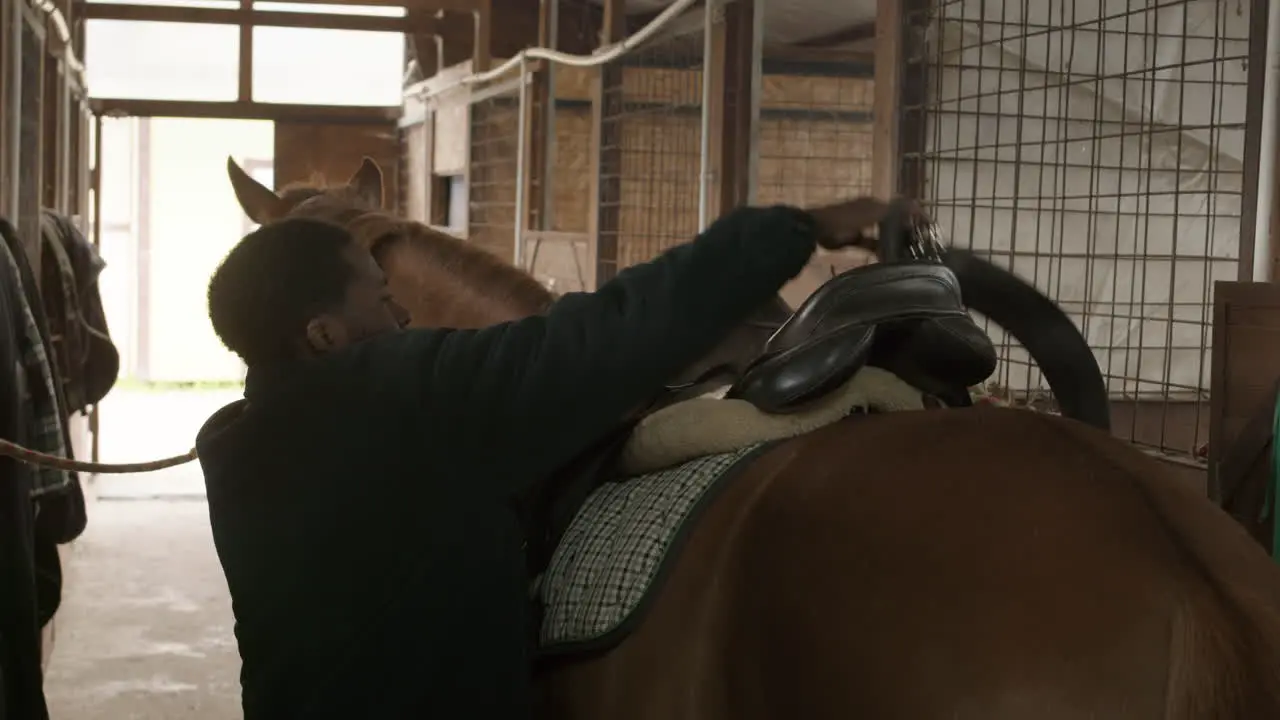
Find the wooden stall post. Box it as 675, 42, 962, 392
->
871, 0, 901, 200
704, 0, 755, 222
1208, 281, 1280, 548
518, 0, 558, 267
472, 0, 492, 73
587, 0, 624, 289
873, 0, 929, 201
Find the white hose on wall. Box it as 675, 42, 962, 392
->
29, 0, 84, 76
414, 0, 701, 102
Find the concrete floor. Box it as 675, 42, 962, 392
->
42, 388, 245, 719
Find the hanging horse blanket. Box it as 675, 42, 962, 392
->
0, 219, 72, 499
0, 217, 53, 720
39, 210, 119, 415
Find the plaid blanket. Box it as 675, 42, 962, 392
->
0, 239, 71, 497
538, 442, 771, 653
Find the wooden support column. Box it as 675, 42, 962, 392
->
870, 0, 901, 199
874, 0, 928, 200
898, 0, 928, 199
588, 0, 624, 288
472, 0, 492, 72
520, 0, 556, 248
238, 0, 253, 101
42, 54, 62, 209
705, 0, 755, 220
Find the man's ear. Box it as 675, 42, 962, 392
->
304, 317, 339, 354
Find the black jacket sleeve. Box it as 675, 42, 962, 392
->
379, 205, 816, 491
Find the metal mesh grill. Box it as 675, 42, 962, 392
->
468, 68, 524, 264
599, 26, 704, 274
757, 58, 875, 207
906, 0, 1253, 457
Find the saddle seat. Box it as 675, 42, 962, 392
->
726, 261, 998, 413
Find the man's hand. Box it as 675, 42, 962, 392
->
804, 197, 931, 254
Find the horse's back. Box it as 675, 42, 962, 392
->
539, 407, 1280, 719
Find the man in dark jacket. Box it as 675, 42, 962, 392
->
196, 204, 835, 718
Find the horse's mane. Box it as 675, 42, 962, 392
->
276, 178, 556, 321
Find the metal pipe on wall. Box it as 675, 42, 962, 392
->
514, 57, 530, 268
1253, 0, 1280, 280
698, 1, 717, 230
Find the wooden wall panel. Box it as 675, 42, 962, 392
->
1209, 281, 1280, 500
273, 120, 399, 206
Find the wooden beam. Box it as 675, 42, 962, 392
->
238, 0, 253, 101
870, 0, 899, 199
764, 44, 873, 62
258, 0, 409, 5
588, 0, 624, 289
83, 4, 420, 32
472, 0, 491, 72
897, 0, 928, 199
705, 0, 753, 221
90, 97, 400, 122
414, 11, 479, 67
522, 0, 555, 239
796, 19, 875, 48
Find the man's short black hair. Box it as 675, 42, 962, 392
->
208, 217, 357, 367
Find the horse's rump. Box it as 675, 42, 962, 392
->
542, 407, 1280, 719
1053, 419, 1280, 719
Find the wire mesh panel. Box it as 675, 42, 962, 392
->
523, 60, 594, 293
468, 62, 525, 263
907, 0, 1254, 459
757, 55, 875, 208
599, 22, 705, 271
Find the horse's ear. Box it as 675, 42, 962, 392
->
227, 156, 285, 225
347, 157, 385, 209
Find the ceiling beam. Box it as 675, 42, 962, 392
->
90, 97, 400, 122
795, 19, 875, 47
250, 0, 408, 6
84, 3, 430, 32
250, 0, 484, 7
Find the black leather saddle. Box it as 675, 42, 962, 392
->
725, 260, 998, 413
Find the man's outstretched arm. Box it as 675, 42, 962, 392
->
375, 205, 818, 488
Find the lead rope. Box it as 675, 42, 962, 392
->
0, 438, 196, 473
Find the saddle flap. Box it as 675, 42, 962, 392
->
725, 323, 877, 414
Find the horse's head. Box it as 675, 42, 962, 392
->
226, 156, 555, 329
226, 155, 386, 226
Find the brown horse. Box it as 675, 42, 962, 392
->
226, 157, 1280, 718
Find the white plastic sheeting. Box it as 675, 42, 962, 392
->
925, 0, 1251, 398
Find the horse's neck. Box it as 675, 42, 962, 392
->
382, 244, 549, 329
